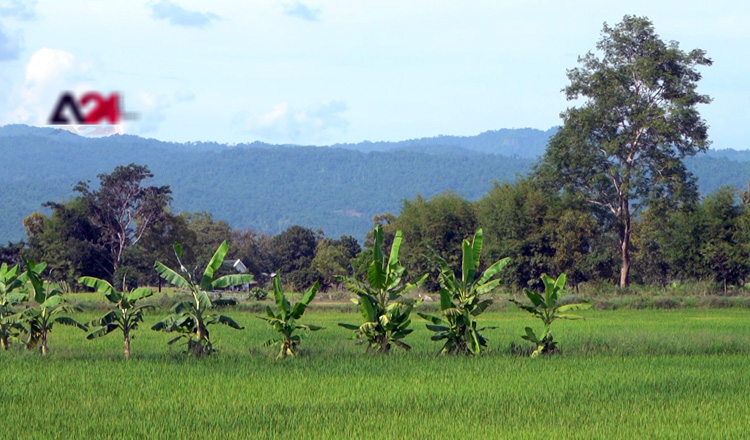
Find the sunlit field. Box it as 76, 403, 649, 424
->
2, 308, 749, 439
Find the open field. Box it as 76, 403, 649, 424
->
2, 308, 750, 439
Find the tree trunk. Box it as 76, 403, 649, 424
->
619, 206, 632, 288
124, 332, 131, 359
1, 333, 8, 350
40, 331, 49, 355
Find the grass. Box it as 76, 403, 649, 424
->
1, 308, 750, 439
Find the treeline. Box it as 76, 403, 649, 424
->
2, 162, 749, 294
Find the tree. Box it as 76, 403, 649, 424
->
0, 263, 32, 350
258, 276, 323, 359
393, 191, 478, 290
337, 225, 427, 353
14, 260, 87, 355
75, 164, 172, 280
23, 199, 109, 285
271, 225, 320, 290
699, 187, 749, 292
419, 229, 510, 356
152, 241, 253, 356
510, 273, 590, 357
536, 15, 712, 286
79, 276, 154, 359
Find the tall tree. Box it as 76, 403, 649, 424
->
75, 164, 172, 280
536, 15, 712, 286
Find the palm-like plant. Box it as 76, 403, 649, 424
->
337, 225, 427, 353
509, 273, 591, 357
259, 276, 323, 358
79, 276, 154, 359
0, 263, 31, 350
14, 260, 87, 355
151, 241, 253, 356
419, 229, 510, 355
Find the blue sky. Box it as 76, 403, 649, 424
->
0, 0, 747, 148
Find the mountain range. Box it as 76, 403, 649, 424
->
0, 124, 748, 243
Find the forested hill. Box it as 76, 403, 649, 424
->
0, 124, 748, 243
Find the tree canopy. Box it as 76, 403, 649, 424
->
536, 15, 712, 286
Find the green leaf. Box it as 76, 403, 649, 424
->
471, 228, 483, 277
554, 273, 567, 291
216, 315, 244, 330
173, 242, 183, 260
471, 299, 493, 316
417, 312, 445, 325
202, 240, 229, 289
154, 261, 191, 290
461, 238, 475, 285
388, 230, 403, 268
211, 274, 254, 289
78, 276, 115, 294
439, 288, 453, 311
40, 295, 64, 309
360, 296, 376, 322
292, 281, 319, 319
54, 316, 87, 331
127, 288, 153, 302
476, 257, 511, 286
557, 303, 592, 313
338, 323, 360, 330
273, 277, 290, 315
426, 324, 450, 332
86, 324, 118, 340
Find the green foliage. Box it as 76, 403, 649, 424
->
510, 273, 591, 357
249, 286, 268, 301
271, 225, 320, 290
419, 229, 510, 355
12, 260, 87, 354
535, 15, 712, 287
0, 262, 31, 350
393, 191, 478, 290
79, 276, 154, 359
74, 164, 172, 280
337, 225, 427, 353
477, 179, 612, 290
151, 240, 253, 356
258, 276, 323, 358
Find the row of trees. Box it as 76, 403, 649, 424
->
3, 168, 750, 294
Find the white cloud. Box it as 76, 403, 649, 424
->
2, 47, 92, 125
283, 2, 321, 22
234, 100, 348, 144
0, 0, 37, 20
148, 0, 219, 28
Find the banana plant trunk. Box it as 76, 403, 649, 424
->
40, 331, 49, 355
124, 330, 131, 359
1, 333, 8, 350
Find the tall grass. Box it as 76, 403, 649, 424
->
1, 309, 749, 439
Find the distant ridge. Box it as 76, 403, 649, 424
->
0, 124, 748, 243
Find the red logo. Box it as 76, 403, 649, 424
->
48, 92, 126, 125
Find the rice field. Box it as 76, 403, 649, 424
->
1, 307, 749, 439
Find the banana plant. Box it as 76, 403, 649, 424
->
79, 276, 154, 359
419, 229, 510, 355
258, 276, 323, 358
151, 240, 253, 356
509, 273, 591, 357
337, 225, 427, 353
13, 259, 87, 355
0, 263, 32, 350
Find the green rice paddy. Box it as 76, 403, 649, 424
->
2, 307, 749, 439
